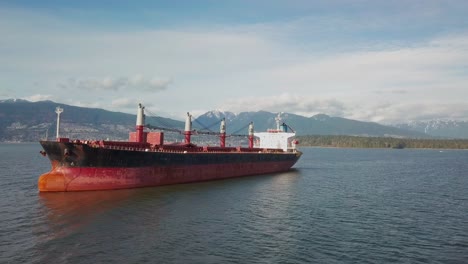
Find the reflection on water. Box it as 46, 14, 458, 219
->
269, 168, 300, 185
38, 189, 138, 239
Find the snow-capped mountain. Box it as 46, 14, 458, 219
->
0, 98, 29, 103
393, 120, 468, 139
204, 110, 237, 122
195, 111, 428, 138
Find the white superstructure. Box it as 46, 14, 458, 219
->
254, 113, 296, 152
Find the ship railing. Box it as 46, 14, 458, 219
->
84, 141, 287, 154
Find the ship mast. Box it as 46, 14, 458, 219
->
220, 118, 226, 147
248, 122, 254, 148
136, 104, 145, 143
184, 112, 192, 144
275, 113, 282, 131
55, 106, 63, 140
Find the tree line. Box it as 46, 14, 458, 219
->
296, 135, 468, 149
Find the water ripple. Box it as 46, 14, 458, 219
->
1, 145, 468, 263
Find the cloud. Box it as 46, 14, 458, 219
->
0, 88, 15, 98
109, 98, 159, 114
2, 5, 468, 123
22, 94, 53, 102
70, 101, 103, 109
220, 93, 468, 124
258, 35, 468, 96
221, 93, 349, 117
59, 75, 172, 92
62, 98, 152, 112
111, 98, 136, 108
373, 90, 408, 95
354, 102, 468, 123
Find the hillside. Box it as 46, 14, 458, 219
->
0, 99, 183, 142
0, 99, 433, 142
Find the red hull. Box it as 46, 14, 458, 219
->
39, 160, 297, 192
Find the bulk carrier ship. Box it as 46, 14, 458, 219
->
38, 104, 302, 192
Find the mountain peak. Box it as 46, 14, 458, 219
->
393, 120, 468, 139
311, 113, 331, 121
204, 110, 237, 120
0, 98, 29, 104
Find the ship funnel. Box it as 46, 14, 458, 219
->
184, 112, 192, 144
220, 118, 226, 147
281, 123, 287, 132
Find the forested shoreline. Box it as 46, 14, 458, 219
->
296, 135, 468, 149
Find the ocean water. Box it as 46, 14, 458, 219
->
0, 143, 467, 263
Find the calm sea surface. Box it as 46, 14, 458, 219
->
0, 143, 467, 263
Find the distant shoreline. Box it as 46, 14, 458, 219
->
301, 146, 468, 151
296, 135, 468, 150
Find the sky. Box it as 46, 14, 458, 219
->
1, 0, 468, 123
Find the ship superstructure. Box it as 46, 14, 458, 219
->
254, 113, 297, 152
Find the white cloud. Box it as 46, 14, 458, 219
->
59, 75, 171, 91
111, 98, 137, 108
22, 94, 53, 102
354, 102, 468, 123
221, 93, 348, 117
256, 35, 468, 97
69, 101, 103, 109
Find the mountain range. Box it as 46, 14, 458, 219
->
195, 110, 427, 138
1, 99, 466, 142
393, 120, 468, 139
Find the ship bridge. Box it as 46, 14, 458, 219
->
253, 113, 296, 152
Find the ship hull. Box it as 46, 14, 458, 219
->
39, 141, 301, 192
